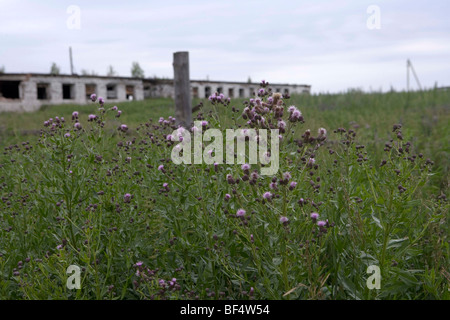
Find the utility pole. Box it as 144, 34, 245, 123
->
69, 47, 74, 75
407, 59, 422, 91
407, 59, 410, 92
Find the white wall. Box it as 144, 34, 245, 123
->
0, 74, 145, 112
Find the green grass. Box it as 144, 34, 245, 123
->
1, 89, 447, 194
0, 88, 448, 300
0, 98, 175, 136
1, 89, 448, 191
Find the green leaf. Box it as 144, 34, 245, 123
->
387, 237, 409, 249
371, 212, 383, 229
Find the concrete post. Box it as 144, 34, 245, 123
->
173, 51, 192, 127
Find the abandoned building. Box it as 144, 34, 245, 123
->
0, 73, 311, 112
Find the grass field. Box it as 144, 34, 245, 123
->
0, 87, 448, 300
2, 89, 448, 190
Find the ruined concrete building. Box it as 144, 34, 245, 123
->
0, 73, 311, 112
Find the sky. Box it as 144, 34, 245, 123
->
0, 0, 449, 93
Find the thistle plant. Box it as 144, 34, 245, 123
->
0, 80, 447, 300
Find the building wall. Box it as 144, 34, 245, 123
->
0, 74, 310, 112
189, 81, 311, 99
145, 82, 174, 98
0, 74, 144, 112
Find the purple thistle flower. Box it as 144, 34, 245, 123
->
236, 208, 246, 217
241, 163, 250, 171
112, 105, 118, 111
74, 122, 82, 130
98, 97, 104, 106
289, 181, 297, 190
90, 94, 97, 102
269, 182, 277, 190
310, 212, 319, 220
136, 261, 143, 267
119, 124, 128, 132
88, 114, 96, 121
317, 220, 326, 227
64, 133, 71, 138
290, 109, 302, 122
123, 193, 132, 203
283, 172, 291, 180
280, 216, 289, 224
318, 127, 327, 138
158, 165, 164, 171
225, 194, 231, 201
263, 191, 272, 200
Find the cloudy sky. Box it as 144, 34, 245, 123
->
0, 0, 449, 93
